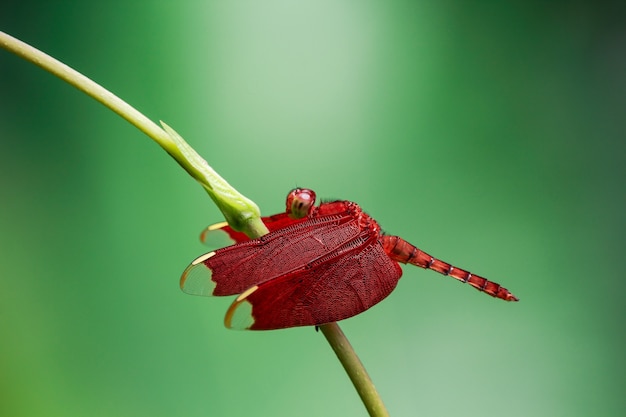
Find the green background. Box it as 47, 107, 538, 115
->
1, 2, 624, 416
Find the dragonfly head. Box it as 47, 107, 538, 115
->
286, 188, 316, 219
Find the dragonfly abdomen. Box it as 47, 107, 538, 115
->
382, 235, 518, 302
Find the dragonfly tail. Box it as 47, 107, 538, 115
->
382, 236, 519, 302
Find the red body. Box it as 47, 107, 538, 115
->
181, 189, 518, 330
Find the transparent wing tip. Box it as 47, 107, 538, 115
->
180, 252, 217, 296
200, 222, 237, 248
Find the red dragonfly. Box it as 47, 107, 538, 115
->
181, 188, 518, 330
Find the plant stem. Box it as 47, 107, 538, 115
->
0, 30, 263, 233
320, 323, 390, 417
0, 32, 172, 151
0, 30, 389, 417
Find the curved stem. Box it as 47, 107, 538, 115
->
320, 323, 390, 417
0, 30, 263, 234
0, 30, 389, 417
0, 32, 172, 150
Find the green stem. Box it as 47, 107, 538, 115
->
320, 323, 390, 417
0, 30, 388, 417
0, 30, 263, 234
0, 33, 172, 151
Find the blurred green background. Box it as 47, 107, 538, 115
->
1, 1, 624, 416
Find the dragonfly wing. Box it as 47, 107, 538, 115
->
200, 213, 302, 247
199, 200, 357, 247
199, 221, 243, 248
181, 209, 361, 297
224, 234, 403, 330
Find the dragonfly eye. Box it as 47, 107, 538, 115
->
286, 188, 316, 219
